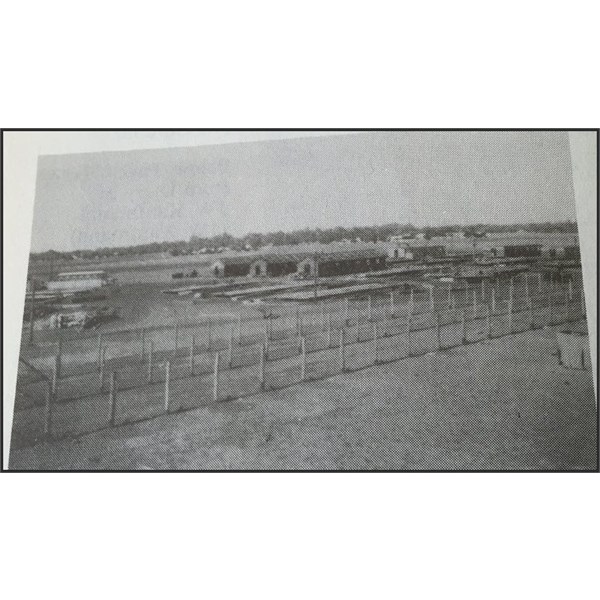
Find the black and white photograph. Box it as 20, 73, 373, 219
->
2, 4, 600, 599
4, 130, 597, 471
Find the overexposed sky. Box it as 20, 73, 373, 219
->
31, 131, 577, 252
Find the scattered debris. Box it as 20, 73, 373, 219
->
48, 307, 119, 330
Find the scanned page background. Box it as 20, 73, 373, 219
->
3, 131, 597, 465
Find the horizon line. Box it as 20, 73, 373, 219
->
29, 217, 579, 256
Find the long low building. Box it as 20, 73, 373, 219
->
211, 243, 388, 278
296, 249, 386, 277
396, 232, 580, 260
46, 270, 112, 292
209, 233, 580, 279
485, 233, 580, 259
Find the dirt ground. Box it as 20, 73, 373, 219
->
9, 325, 597, 471
20, 276, 574, 373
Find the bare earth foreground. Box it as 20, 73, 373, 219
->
9, 326, 597, 470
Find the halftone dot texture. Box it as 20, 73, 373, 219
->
13, 131, 593, 470
11, 277, 596, 470
31, 131, 576, 253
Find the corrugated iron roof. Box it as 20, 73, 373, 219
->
211, 255, 259, 266
213, 242, 388, 266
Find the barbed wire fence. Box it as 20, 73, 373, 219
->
12, 274, 587, 450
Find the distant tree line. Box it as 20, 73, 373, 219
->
30, 220, 579, 262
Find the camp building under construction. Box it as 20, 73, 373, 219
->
208, 233, 580, 279
210, 243, 388, 278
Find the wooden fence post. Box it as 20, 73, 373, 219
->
259, 344, 266, 390
339, 328, 346, 372
461, 309, 466, 344
213, 352, 220, 402
528, 298, 534, 329
491, 288, 496, 314
301, 337, 306, 381
189, 335, 195, 376
108, 371, 117, 427
164, 361, 171, 413
262, 322, 270, 359
99, 346, 106, 390
28, 278, 36, 345
373, 323, 379, 364
44, 380, 53, 439
140, 327, 146, 362
390, 290, 395, 317
97, 333, 103, 370
508, 299, 513, 334
228, 326, 234, 368
55, 343, 62, 380
407, 315, 412, 356
51, 360, 58, 399
147, 341, 154, 383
